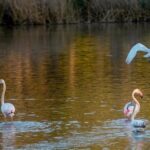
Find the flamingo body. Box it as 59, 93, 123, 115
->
126, 43, 150, 64
0, 79, 15, 120
123, 89, 145, 128
1, 103, 15, 118
123, 102, 135, 118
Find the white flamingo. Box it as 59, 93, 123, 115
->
123, 89, 145, 128
0, 79, 15, 120
126, 43, 150, 64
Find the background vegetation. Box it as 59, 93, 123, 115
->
0, 0, 150, 25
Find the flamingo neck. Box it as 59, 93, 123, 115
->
1, 82, 6, 105
131, 92, 140, 121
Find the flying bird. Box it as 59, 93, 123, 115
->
126, 43, 150, 64
0, 79, 15, 120
123, 89, 145, 128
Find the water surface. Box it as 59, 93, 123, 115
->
0, 24, 150, 149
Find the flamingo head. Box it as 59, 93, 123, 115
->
5, 109, 15, 120
8, 105, 15, 118
0, 79, 5, 84
9, 111, 15, 118
132, 89, 143, 99
5, 111, 15, 119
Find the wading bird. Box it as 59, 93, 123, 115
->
123, 89, 145, 128
0, 79, 15, 120
126, 43, 150, 64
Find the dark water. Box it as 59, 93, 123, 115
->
0, 24, 150, 149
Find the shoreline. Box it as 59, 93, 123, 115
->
0, 0, 150, 26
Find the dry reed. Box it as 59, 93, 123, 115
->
0, 0, 150, 25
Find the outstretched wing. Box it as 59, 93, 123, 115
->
126, 43, 150, 64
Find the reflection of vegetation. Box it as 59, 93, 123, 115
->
0, 0, 150, 25
0, 24, 150, 125
0, 24, 150, 101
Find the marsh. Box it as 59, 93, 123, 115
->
0, 24, 150, 149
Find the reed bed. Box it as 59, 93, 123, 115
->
0, 0, 150, 25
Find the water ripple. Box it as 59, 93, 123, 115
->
0, 121, 52, 133
18, 119, 150, 149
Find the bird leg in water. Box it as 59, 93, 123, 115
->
10, 117, 13, 121
3, 116, 7, 122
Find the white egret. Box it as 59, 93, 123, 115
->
126, 43, 150, 64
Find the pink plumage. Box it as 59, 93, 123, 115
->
123, 102, 135, 118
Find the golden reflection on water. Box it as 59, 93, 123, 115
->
0, 24, 150, 149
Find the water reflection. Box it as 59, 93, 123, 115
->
1, 123, 16, 150
14, 119, 150, 149
129, 132, 145, 150
0, 121, 52, 149
0, 24, 150, 149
